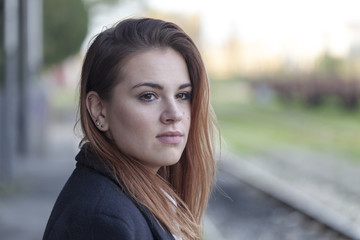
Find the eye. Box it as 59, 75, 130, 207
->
139, 92, 157, 102
176, 92, 192, 100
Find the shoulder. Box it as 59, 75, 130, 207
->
43, 165, 154, 240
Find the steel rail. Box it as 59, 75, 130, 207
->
221, 153, 360, 240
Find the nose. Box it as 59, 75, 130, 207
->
160, 99, 183, 124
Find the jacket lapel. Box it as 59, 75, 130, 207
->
139, 206, 175, 240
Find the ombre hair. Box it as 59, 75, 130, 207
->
77, 18, 217, 239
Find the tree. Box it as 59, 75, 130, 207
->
314, 51, 344, 77
43, 0, 88, 67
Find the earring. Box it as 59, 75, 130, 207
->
95, 120, 104, 128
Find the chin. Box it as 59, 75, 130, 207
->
161, 158, 181, 167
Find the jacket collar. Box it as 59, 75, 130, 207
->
75, 144, 175, 240
75, 143, 116, 182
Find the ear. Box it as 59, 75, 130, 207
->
86, 91, 109, 131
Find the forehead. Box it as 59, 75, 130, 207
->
119, 48, 190, 87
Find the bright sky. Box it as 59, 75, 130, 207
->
149, 0, 360, 56
86, 0, 360, 62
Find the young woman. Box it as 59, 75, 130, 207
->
43, 18, 218, 240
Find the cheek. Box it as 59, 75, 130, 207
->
186, 113, 191, 123
112, 105, 153, 133
186, 105, 191, 121
184, 108, 191, 133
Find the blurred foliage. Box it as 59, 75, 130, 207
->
43, 0, 88, 68
83, 0, 120, 7
314, 51, 345, 77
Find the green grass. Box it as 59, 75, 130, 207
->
211, 81, 360, 161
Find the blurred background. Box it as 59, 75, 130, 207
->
1, 0, 360, 239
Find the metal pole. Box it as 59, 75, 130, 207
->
0, 1, 4, 171
2, 0, 20, 179
28, 0, 44, 155
23, 0, 43, 156
17, 0, 43, 157
18, 0, 28, 155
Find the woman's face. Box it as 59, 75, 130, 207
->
105, 48, 191, 173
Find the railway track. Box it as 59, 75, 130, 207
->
205, 152, 360, 240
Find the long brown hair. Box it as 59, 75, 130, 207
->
77, 18, 217, 239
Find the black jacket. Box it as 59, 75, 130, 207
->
43, 146, 175, 240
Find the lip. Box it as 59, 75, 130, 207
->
156, 131, 183, 144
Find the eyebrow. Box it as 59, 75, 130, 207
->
131, 82, 192, 90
